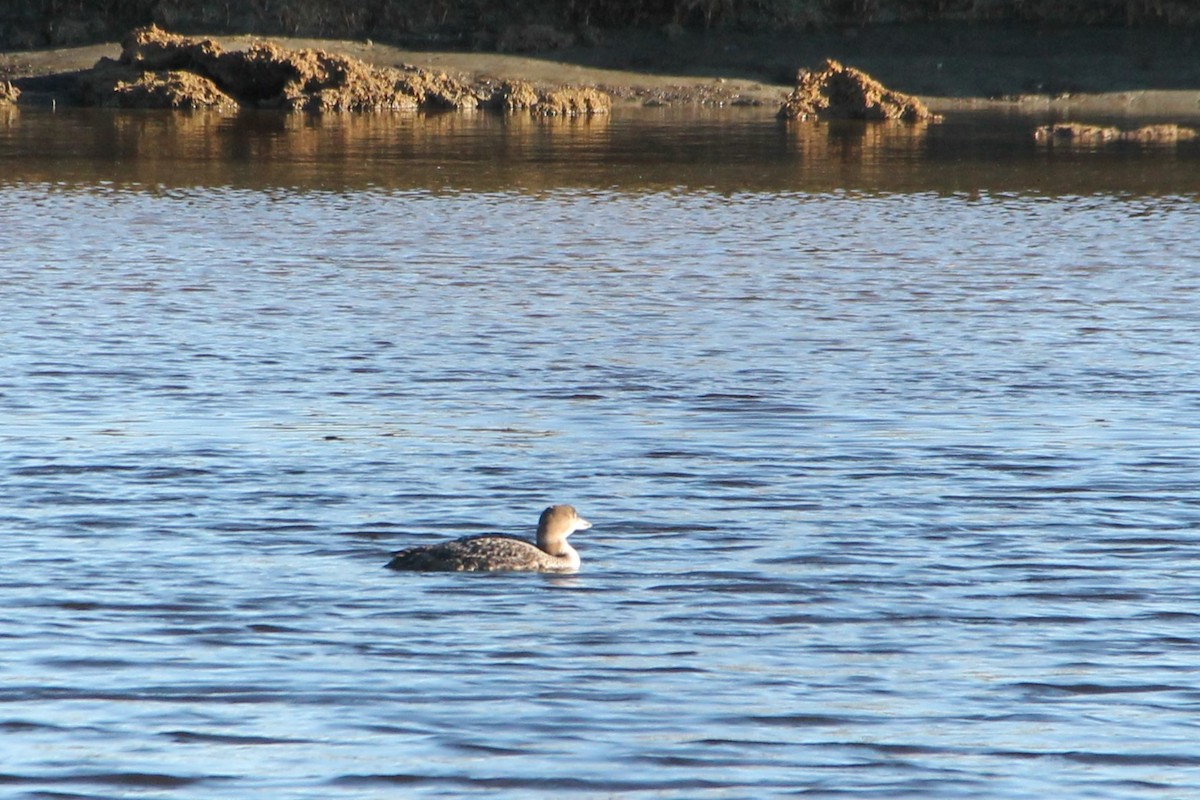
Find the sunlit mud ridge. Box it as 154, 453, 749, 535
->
778, 59, 938, 122
77, 25, 612, 114
1033, 122, 1197, 147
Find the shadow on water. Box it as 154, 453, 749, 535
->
3, 105, 1200, 196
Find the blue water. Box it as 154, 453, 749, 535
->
2, 108, 1200, 799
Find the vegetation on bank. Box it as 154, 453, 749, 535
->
4, 0, 1199, 50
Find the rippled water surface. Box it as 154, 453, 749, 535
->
2, 108, 1200, 799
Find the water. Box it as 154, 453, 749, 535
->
2, 106, 1200, 799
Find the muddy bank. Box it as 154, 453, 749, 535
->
3, 33, 778, 111
778, 58, 936, 121
5, 25, 1200, 120
58, 29, 931, 121
71, 25, 612, 113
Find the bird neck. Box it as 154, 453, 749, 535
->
553, 541, 580, 570
538, 531, 575, 557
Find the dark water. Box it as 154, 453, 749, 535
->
2, 107, 1200, 799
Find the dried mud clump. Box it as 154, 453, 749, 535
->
73, 58, 209, 108
81, 26, 435, 111
778, 59, 937, 122
204, 43, 311, 105
1125, 124, 1198, 143
489, 80, 542, 112
1032, 122, 1118, 145
1034, 122, 1198, 146
110, 70, 237, 110
482, 80, 611, 116
228, 45, 437, 111
1, 81, 20, 105
76, 25, 609, 116
393, 67, 481, 111
120, 25, 222, 72
536, 87, 612, 116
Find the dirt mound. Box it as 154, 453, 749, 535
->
1125, 123, 1198, 143
226, 45, 444, 111
536, 87, 612, 116
1034, 122, 1197, 146
481, 80, 612, 115
77, 25, 609, 115
392, 66, 481, 111
778, 59, 936, 122
75, 58, 232, 110
119, 25, 223, 72
111, 70, 237, 110
490, 80, 542, 112
1, 80, 19, 105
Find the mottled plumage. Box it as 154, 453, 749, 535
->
385, 505, 592, 573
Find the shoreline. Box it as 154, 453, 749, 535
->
4, 27, 1200, 121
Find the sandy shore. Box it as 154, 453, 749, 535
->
4, 27, 1200, 119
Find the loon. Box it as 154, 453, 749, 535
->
385, 505, 592, 573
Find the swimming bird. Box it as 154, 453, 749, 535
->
385, 505, 592, 573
